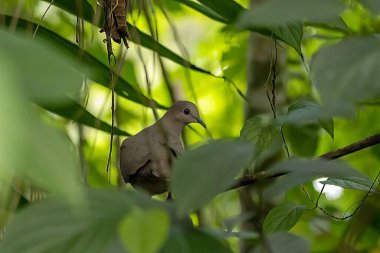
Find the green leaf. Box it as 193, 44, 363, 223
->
311, 36, 380, 115
283, 124, 320, 157
188, 0, 303, 55
45, 0, 215, 77
173, 0, 228, 23
0, 31, 84, 204
264, 159, 366, 198
0, 29, 81, 104
359, 0, 380, 14
43, 0, 94, 21
39, 98, 130, 136
237, 0, 345, 27
0, 189, 158, 253
319, 117, 334, 139
306, 17, 350, 34
252, 232, 310, 253
171, 140, 254, 216
240, 115, 279, 157
119, 209, 170, 253
320, 176, 375, 192
196, 0, 244, 22
160, 227, 233, 253
278, 101, 334, 140
6, 16, 163, 109
279, 101, 331, 125
270, 23, 303, 56
263, 203, 305, 233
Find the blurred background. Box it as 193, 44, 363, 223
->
1, 0, 380, 252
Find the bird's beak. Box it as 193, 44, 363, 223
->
194, 117, 207, 129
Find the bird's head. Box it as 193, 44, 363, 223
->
167, 101, 206, 128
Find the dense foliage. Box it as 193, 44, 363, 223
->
1, 0, 380, 252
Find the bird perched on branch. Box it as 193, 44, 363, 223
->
119, 101, 206, 196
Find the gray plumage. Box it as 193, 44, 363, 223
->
119, 101, 206, 195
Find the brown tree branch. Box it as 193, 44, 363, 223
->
231, 133, 380, 190
319, 134, 380, 160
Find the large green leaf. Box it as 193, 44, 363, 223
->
264, 159, 367, 198
0, 30, 81, 104
252, 232, 310, 253
171, 140, 254, 216
263, 203, 305, 233
43, 0, 215, 76
39, 98, 130, 136
6, 16, 162, 109
237, 0, 345, 27
0, 31, 84, 204
0, 188, 231, 253
119, 209, 170, 253
311, 36, 380, 115
0, 189, 159, 253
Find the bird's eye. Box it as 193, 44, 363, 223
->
184, 108, 190, 115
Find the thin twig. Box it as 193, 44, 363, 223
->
32, 0, 54, 38
314, 171, 380, 220
231, 133, 380, 220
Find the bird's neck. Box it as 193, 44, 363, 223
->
159, 114, 186, 138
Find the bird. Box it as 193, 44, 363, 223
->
119, 101, 206, 196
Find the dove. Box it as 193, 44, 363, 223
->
119, 101, 206, 196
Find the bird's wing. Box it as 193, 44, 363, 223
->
119, 134, 152, 183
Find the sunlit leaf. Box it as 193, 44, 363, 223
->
263, 203, 305, 233
44, 0, 216, 77
237, 0, 345, 27
252, 232, 310, 253
185, 0, 303, 55
119, 209, 170, 253
320, 176, 375, 192
311, 36, 380, 115
171, 140, 254, 216
39, 98, 131, 136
